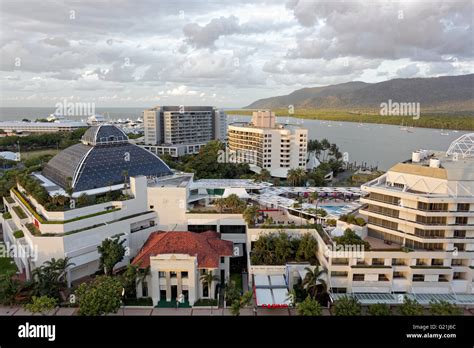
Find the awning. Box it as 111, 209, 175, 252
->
254, 274, 290, 307
222, 187, 250, 199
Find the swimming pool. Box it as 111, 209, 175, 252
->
319, 205, 348, 216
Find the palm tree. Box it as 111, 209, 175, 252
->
55, 195, 67, 207
287, 168, 307, 187
258, 169, 271, 182
65, 177, 74, 197
0, 271, 22, 305
302, 266, 327, 299
44, 257, 75, 285
310, 191, 319, 204
200, 271, 220, 299
225, 194, 245, 213
243, 205, 259, 226
200, 271, 220, 314
214, 198, 225, 212
287, 169, 299, 186
121, 170, 129, 189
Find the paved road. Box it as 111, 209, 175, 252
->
0, 306, 292, 316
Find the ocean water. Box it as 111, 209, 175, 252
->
0, 107, 146, 122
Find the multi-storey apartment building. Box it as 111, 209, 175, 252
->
317, 135, 474, 297
227, 110, 308, 178
142, 106, 227, 157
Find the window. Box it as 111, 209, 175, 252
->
416, 215, 446, 225
451, 259, 464, 266
392, 259, 406, 266
393, 272, 405, 279
412, 274, 424, 282
170, 271, 177, 278
453, 272, 465, 280
188, 225, 217, 233
457, 203, 470, 212
455, 217, 468, 225
453, 230, 466, 238
372, 258, 385, 266
159, 272, 166, 278
352, 274, 364, 281
220, 257, 225, 264
331, 271, 348, 277
142, 282, 148, 297
418, 202, 448, 211
181, 271, 188, 278
220, 225, 246, 234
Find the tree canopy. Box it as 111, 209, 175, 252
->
98, 237, 126, 276
76, 276, 123, 316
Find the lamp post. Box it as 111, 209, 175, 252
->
121, 288, 125, 316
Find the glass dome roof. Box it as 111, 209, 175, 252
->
42, 125, 172, 192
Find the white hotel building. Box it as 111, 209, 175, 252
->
142, 105, 227, 157
227, 110, 308, 178
317, 134, 474, 300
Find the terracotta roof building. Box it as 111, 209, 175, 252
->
132, 231, 234, 306
132, 231, 233, 268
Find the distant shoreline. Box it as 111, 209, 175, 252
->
226, 109, 474, 131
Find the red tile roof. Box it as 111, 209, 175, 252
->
132, 231, 233, 269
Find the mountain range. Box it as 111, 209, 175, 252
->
245, 74, 474, 113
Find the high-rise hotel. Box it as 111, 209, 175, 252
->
142, 106, 227, 157
227, 110, 308, 178
319, 134, 474, 295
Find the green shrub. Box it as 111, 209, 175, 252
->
2, 212, 12, 219
12, 206, 27, 219
429, 300, 462, 315
194, 298, 218, 306
368, 303, 391, 316
13, 230, 24, 239
334, 296, 361, 316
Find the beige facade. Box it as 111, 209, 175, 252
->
141, 254, 230, 306
228, 111, 308, 178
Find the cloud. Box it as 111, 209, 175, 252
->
41, 37, 70, 47
396, 63, 420, 78
183, 15, 241, 48
0, 0, 472, 107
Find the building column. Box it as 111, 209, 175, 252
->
152, 273, 160, 306
66, 268, 71, 288
136, 281, 143, 298
177, 272, 182, 298
165, 272, 171, 301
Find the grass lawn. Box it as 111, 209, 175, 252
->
20, 149, 59, 160
0, 245, 18, 276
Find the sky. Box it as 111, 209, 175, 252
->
0, 0, 473, 108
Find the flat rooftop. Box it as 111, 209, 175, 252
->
148, 173, 193, 188
190, 179, 271, 190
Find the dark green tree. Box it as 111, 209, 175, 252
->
368, 303, 392, 316
334, 296, 362, 316
297, 295, 323, 316
76, 276, 123, 316
98, 237, 126, 276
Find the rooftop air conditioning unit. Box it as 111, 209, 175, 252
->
429, 158, 440, 168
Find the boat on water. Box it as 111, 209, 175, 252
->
440, 129, 449, 136
399, 119, 408, 131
